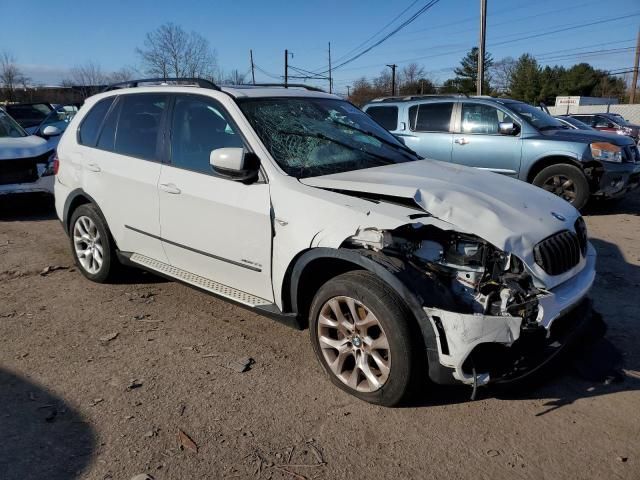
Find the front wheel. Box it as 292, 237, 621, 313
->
532, 163, 590, 210
309, 271, 414, 406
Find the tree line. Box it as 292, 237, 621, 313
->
0, 27, 630, 106
349, 47, 628, 106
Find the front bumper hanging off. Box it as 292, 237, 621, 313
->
421, 248, 602, 386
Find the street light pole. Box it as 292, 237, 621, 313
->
477, 0, 487, 95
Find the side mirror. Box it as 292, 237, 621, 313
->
210, 147, 260, 182
41, 125, 62, 137
498, 122, 519, 136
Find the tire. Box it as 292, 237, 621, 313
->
69, 204, 117, 283
309, 270, 414, 406
532, 163, 590, 210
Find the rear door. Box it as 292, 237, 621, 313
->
79, 93, 168, 262
399, 101, 454, 161
157, 93, 274, 301
451, 102, 522, 176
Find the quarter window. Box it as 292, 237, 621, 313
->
409, 102, 453, 132
170, 95, 244, 174
366, 106, 399, 131
113, 94, 167, 161
460, 103, 515, 134
78, 97, 115, 146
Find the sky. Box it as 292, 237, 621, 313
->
1, 0, 639, 94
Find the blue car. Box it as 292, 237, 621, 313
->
363, 95, 640, 210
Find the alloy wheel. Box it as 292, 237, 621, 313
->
542, 174, 576, 203
316, 296, 391, 392
73, 215, 104, 274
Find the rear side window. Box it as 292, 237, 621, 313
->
113, 94, 167, 161
409, 103, 453, 132
78, 97, 115, 146
96, 98, 122, 151
366, 106, 398, 131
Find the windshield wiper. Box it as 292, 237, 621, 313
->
276, 129, 397, 165
332, 120, 419, 159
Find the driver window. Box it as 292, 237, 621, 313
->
170, 95, 244, 174
594, 116, 613, 128
461, 103, 514, 134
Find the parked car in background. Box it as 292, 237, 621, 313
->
555, 115, 595, 131
363, 95, 640, 209
4, 102, 76, 138
569, 113, 640, 144
55, 78, 601, 406
0, 109, 56, 195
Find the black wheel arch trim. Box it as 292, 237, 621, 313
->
287, 247, 456, 384
62, 189, 110, 238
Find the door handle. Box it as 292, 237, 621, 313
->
159, 183, 181, 194
86, 163, 101, 172
454, 137, 469, 145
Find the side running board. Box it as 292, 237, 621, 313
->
129, 253, 272, 307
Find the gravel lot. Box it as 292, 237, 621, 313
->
1, 191, 639, 480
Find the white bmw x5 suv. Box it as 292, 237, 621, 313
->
55, 78, 601, 406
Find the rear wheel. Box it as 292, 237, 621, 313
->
309, 271, 414, 406
69, 204, 117, 283
532, 164, 590, 210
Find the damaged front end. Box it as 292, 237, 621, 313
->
344, 223, 599, 388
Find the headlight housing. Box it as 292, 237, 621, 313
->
590, 142, 622, 163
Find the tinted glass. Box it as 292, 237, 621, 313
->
461, 103, 515, 134
573, 115, 594, 125
5, 103, 52, 128
0, 110, 27, 138
114, 94, 167, 160
366, 106, 398, 131
96, 98, 121, 151
170, 95, 244, 174
78, 97, 115, 146
594, 116, 615, 128
410, 103, 453, 132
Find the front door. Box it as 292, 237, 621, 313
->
451, 102, 522, 176
158, 94, 274, 302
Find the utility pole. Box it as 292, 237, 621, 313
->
249, 49, 256, 85
477, 0, 487, 96
284, 49, 288, 87
386, 64, 397, 96
328, 42, 333, 94
631, 26, 640, 104
346, 85, 351, 97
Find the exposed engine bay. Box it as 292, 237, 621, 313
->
346, 224, 543, 326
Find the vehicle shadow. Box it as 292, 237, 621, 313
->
405, 235, 640, 409
584, 189, 640, 217
0, 193, 56, 222
0, 367, 95, 480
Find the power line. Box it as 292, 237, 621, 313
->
331, 0, 421, 66
316, 0, 441, 74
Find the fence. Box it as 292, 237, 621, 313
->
548, 103, 640, 124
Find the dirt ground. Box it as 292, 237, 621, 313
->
1, 191, 639, 480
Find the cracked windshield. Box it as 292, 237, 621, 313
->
239, 97, 418, 177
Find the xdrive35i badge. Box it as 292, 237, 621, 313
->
551, 212, 566, 221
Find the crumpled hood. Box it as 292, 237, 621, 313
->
0, 135, 50, 160
300, 159, 580, 261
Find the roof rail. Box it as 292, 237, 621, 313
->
370, 93, 468, 102
235, 83, 325, 92
102, 77, 221, 93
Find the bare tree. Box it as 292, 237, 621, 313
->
1, 51, 28, 101
108, 66, 137, 83
400, 62, 426, 85
136, 23, 217, 79
62, 62, 109, 99
223, 69, 247, 85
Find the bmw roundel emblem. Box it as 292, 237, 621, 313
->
551, 212, 566, 221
